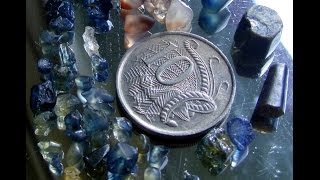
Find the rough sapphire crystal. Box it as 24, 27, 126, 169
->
30, 80, 57, 114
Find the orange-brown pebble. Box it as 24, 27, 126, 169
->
124, 14, 155, 34
124, 31, 152, 49
121, 0, 144, 10
120, 8, 142, 19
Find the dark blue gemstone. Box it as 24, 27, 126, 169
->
107, 171, 124, 180
75, 76, 94, 91
57, 1, 75, 21
51, 153, 64, 176
93, 70, 109, 82
91, 54, 109, 71
201, 0, 233, 13
85, 144, 110, 167
49, 16, 74, 33
92, 18, 112, 33
227, 118, 255, 151
198, 7, 231, 34
30, 80, 57, 114
37, 58, 53, 74
99, 0, 113, 15
83, 107, 109, 134
87, 5, 106, 20
107, 142, 138, 175
66, 129, 88, 142
57, 31, 75, 45
65, 110, 82, 130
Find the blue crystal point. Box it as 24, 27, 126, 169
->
227, 117, 255, 151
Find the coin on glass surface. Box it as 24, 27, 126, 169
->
117, 31, 236, 139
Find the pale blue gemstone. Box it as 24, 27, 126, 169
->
201, 0, 233, 13
91, 54, 109, 71
33, 111, 56, 136
52, 66, 77, 93
198, 7, 231, 34
107, 142, 138, 175
231, 146, 249, 168
144, 167, 161, 180
150, 155, 168, 170
82, 87, 114, 111
112, 117, 133, 143
148, 145, 169, 164
58, 43, 76, 66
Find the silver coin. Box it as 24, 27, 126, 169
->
117, 31, 236, 139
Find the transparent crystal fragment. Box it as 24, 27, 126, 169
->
82, 26, 100, 57
165, 0, 193, 32
33, 111, 56, 136
144, 0, 172, 23
144, 167, 161, 180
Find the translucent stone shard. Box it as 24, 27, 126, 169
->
165, 0, 193, 32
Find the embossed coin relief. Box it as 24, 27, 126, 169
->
117, 32, 235, 138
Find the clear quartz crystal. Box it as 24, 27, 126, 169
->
165, 0, 193, 32
144, 0, 172, 23
82, 26, 100, 57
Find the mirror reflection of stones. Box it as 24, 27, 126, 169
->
117, 32, 236, 139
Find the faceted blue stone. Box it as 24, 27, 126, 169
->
37, 58, 53, 74
92, 18, 112, 33
107, 142, 138, 175
227, 117, 255, 151
64, 109, 82, 130
30, 80, 57, 114
144, 167, 161, 180
231, 146, 249, 168
75, 76, 94, 91
57, 1, 75, 21
82, 87, 114, 110
93, 70, 109, 82
148, 145, 169, 164
58, 43, 76, 66
49, 16, 74, 33
183, 170, 200, 180
87, 5, 106, 20
198, 7, 231, 34
83, 107, 109, 134
84, 144, 110, 167
91, 54, 109, 71
201, 0, 233, 13
50, 153, 64, 176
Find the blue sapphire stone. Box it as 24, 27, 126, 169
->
30, 80, 57, 114
93, 70, 109, 82
75, 76, 94, 91
87, 5, 106, 20
49, 16, 74, 33
83, 107, 109, 134
107, 142, 138, 175
91, 54, 109, 71
37, 58, 53, 74
198, 8, 231, 34
201, 0, 233, 13
227, 117, 255, 151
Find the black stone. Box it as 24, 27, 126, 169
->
251, 63, 289, 133
232, 5, 283, 78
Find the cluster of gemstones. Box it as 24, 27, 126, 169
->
120, 0, 193, 49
